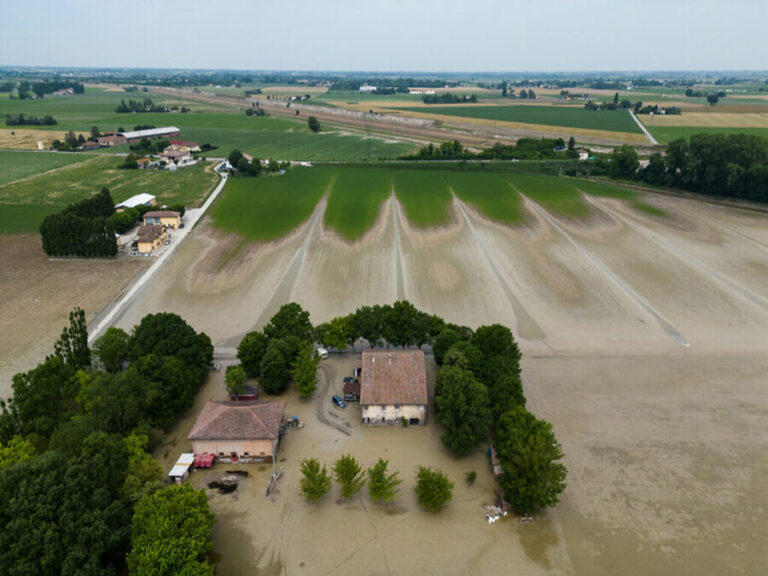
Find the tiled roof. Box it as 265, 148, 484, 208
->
188, 400, 286, 441
360, 350, 427, 406
143, 210, 180, 219
137, 224, 165, 242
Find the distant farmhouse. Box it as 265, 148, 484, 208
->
359, 84, 377, 93
97, 132, 127, 147
359, 350, 427, 426
115, 193, 156, 211
188, 400, 286, 462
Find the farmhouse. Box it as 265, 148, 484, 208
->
577, 149, 590, 161
188, 400, 286, 462
116, 193, 156, 211
136, 224, 167, 253
359, 84, 377, 93
143, 210, 181, 229
97, 133, 127, 147
160, 146, 191, 165
169, 140, 201, 153
120, 126, 180, 142
360, 350, 427, 426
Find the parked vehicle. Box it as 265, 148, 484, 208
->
316, 347, 329, 359
343, 376, 358, 385
331, 395, 346, 408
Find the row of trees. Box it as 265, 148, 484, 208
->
5, 113, 57, 126
115, 98, 167, 113
422, 93, 477, 104
300, 455, 454, 512
40, 187, 118, 257
0, 309, 215, 574
52, 130, 87, 151
404, 137, 584, 161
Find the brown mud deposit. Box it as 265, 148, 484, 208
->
123, 191, 768, 574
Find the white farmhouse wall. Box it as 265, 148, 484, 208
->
362, 404, 426, 425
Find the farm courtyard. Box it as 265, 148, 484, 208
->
106, 168, 768, 575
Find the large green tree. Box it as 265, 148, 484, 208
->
264, 302, 314, 343
414, 466, 453, 512
128, 484, 216, 576
292, 345, 320, 399
225, 364, 247, 397
495, 407, 567, 515
93, 326, 130, 373
237, 330, 269, 375
54, 306, 91, 370
299, 458, 332, 502
434, 366, 490, 455
259, 343, 290, 395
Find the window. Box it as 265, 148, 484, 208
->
394, 404, 400, 411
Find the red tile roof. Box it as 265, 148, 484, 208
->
360, 350, 427, 406
143, 210, 180, 219
188, 400, 286, 441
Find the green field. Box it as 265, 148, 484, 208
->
568, 178, 667, 217
398, 104, 643, 134
646, 125, 768, 145
323, 168, 392, 241
211, 167, 332, 241
0, 154, 219, 233
446, 171, 526, 224
0, 150, 87, 186
0, 87, 417, 161
393, 169, 453, 228
507, 173, 591, 218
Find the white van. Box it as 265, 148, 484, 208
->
316, 347, 329, 360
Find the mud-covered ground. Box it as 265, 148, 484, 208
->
126, 190, 768, 574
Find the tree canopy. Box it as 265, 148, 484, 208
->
300, 458, 332, 502
414, 466, 454, 512
434, 366, 491, 455
495, 407, 567, 515
128, 484, 216, 576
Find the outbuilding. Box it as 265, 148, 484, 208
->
188, 400, 286, 462
119, 126, 180, 142
360, 350, 427, 426
116, 193, 156, 211
168, 453, 195, 484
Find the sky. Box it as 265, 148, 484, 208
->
1, 0, 766, 72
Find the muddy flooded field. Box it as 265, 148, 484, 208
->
130, 189, 768, 574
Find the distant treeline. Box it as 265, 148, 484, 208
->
115, 98, 167, 113
30, 80, 85, 97
40, 188, 118, 257
5, 113, 57, 126
403, 137, 579, 161
422, 93, 477, 104
591, 134, 768, 204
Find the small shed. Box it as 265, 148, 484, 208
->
168, 453, 195, 484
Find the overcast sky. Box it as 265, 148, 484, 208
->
1, 0, 766, 72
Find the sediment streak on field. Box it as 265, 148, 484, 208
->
454, 198, 546, 341
391, 191, 406, 301
586, 195, 768, 314
253, 195, 329, 331
523, 196, 690, 347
